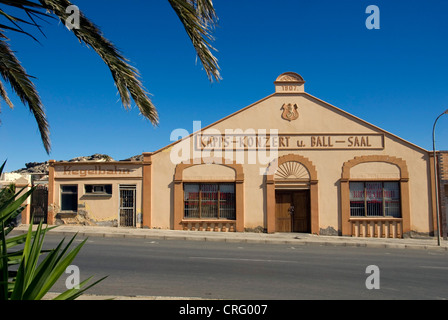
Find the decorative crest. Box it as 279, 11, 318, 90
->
281, 103, 299, 121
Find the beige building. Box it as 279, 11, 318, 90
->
45, 72, 444, 238
47, 161, 142, 227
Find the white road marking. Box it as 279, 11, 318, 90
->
189, 256, 299, 264
419, 266, 448, 270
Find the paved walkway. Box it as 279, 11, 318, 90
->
13, 224, 448, 251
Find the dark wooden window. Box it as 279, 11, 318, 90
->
61, 185, 78, 212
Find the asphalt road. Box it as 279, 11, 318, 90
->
42, 234, 448, 300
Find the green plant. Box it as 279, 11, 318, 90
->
0, 160, 106, 300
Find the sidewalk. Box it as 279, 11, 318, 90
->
12, 224, 448, 251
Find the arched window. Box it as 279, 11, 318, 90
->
341, 155, 410, 238
174, 158, 244, 232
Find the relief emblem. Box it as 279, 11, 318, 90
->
281, 103, 299, 121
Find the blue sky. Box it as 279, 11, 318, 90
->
1, 0, 448, 171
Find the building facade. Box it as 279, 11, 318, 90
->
44, 72, 444, 238
439, 151, 448, 238
47, 161, 142, 227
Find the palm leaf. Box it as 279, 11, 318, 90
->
22, 230, 72, 300
0, 0, 221, 154
53, 275, 108, 300
0, 160, 105, 300
0, 36, 50, 153
5, 226, 56, 250
6, 222, 106, 300
168, 0, 221, 82
39, 0, 158, 125
0, 220, 8, 299
0, 77, 13, 111
0, 0, 52, 39
0, 186, 34, 226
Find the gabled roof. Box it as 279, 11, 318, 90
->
151, 72, 428, 156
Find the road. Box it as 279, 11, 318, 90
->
42, 234, 448, 300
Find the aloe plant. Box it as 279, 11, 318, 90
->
0, 160, 106, 300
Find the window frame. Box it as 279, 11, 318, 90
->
183, 183, 236, 220
349, 181, 401, 218
60, 184, 78, 213
84, 184, 113, 196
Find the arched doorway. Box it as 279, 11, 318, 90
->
266, 154, 319, 234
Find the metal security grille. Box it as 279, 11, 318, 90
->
184, 183, 236, 219
349, 181, 401, 218
119, 185, 136, 227
31, 185, 48, 224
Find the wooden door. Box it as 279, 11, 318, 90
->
275, 190, 310, 232
275, 192, 292, 232
292, 191, 310, 233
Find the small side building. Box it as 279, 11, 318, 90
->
47, 160, 143, 227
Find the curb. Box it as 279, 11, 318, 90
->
43, 292, 205, 300
10, 225, 448, 251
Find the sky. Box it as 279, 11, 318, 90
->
1, 0, 448, 172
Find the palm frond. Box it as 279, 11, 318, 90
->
168, 0, 221, 82
39, 0, 158, 125
0, 0, 221, 154
0, 77, 13, 111
194, 0, 218, 26
0, 0, 52, 38
0, 36, 50, 153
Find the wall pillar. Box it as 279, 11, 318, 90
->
400, 178, 411, 234
47, 160, 55, 225
310, 180, 319, 235
142, 152, 152, 228
235, 180, 245, 232
173, 179, 183, 230
15, 182, 31, 225
340, 179, 351, 236
266, 177, 275, 233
